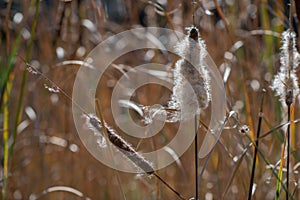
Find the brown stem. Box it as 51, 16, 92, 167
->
247, 89, 265, 200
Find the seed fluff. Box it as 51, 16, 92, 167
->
84, 113, 154, 174
169, 26, 211, 119
271, 29, 300, 105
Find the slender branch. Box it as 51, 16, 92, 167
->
286, 104, 291, 200
212, 0, 234, 44
286, 2, 294, 198
195, 116, 198, 200
153, 173, 185, 200
248, 89, 265, 200
245, 134, 295, 200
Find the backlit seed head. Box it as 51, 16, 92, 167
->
169, 26, 211, 119
271, 30, 300, 105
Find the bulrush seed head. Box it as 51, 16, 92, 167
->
85, 114, 154, 174
271, 30, 300, 105
169, 26, 211, 119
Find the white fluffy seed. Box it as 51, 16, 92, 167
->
169, 26, 211, 119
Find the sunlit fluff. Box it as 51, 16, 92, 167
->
84, 114, 154, 174
169, 26, 211, 119
271, 30, 300, 104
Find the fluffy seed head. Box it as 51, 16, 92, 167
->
84, 114, 154, 174
169, 26, 211, 119
271, 30, 300, 105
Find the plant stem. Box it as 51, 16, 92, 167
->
248, 89, 265, 200
286, 104, 291, 200
195, 116, 198, 200
95, 100, 184, 199
5, 0, 13, 55
95, 99, 127, 200
2, 75, 13, 200
153, 173, 185, 200
245, 134, 295, 200
11, 0, 40, 156
286, 1, 295, 197
212, 0, 233, 44
276, 126, 287, 200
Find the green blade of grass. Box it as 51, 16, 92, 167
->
275, 132, 286, 200
2, 73, 13, 200
11, 0, 41, 156
0, 34, 21, 107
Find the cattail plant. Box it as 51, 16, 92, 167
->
84, 113, 185, 200
271, 29, 300, 199
271, 30, 299, 105
22, 59, 186, 199
169, 26, 211, 200
85, 113, 155, 174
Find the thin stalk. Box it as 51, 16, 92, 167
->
5, 0, 13, 55
2, 93, 8, 200
245, 134, 295, 200
240, 58, 256, 153
276, 127, 287, 200
247, 89, 265, 200
244, 89, 256, 152
192, 0, 196, 25
95, 100, 127, 200
95, 99, 184, 200
212, 0, 234, 44
192, 4, 199, 198
11, 0, 41, 156
0, 34, 21, 110
153, 173, 185, 200
286, 1, 295, 197
286, 104, 291, 200
223, 144, 250, 199
195, 116, 198, 200
290, 105, 295, 157
290, 105, 297, 198
2, 75, 13, 200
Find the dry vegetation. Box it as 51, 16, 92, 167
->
1, 0, 300, 199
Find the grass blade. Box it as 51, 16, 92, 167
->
275, 130, 287, 200
2, 74, 13, 200
11, 0, 41, 156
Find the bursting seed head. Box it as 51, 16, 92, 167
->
271, 30, 300, 105
169, 26, 211, 119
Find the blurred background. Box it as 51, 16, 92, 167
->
1, 0, 300, 199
